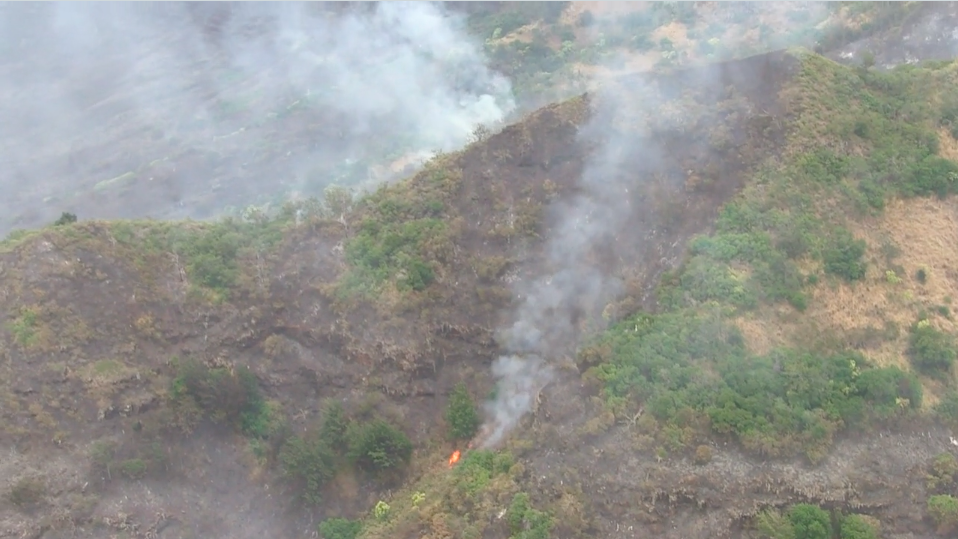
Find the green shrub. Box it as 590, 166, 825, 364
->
839, 514, 878, 539
119, 459, 148, 480
446, 383, 481, 440
318, 518, 362, 539
788, 504, 832, 539
6, 477, 45, 509
452, 449, 513, 499
901, 155, 958, 198
53, 212, 77, 226
935, 390, 958, 426
907, 321, 957, 377
279, 435, 337, 504
927, 494, 958, 529
754, 508, 794, 539
506, 492, 553, 539
823, 230, 867, 281
320, 401, 349, 452
797, 149, 849, 184
346, 418, 413, 474
170, 359, 270, 436
927, 453, 958, 492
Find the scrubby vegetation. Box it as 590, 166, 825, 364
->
169, 357, 274, 437
446, 382, 481, 441
754, 504, 878, 539
336, 160, 462, 300
346, 418, 414, 475
583, 309, 921, 460
580, 51, 958, 464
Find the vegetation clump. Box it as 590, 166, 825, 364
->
446, 382, 481, 441
318, 518, 363, 539
346, 418, 414, 475
585, 309, 922, 460
754, 505, 877, 539
927, 494, 958, 532
169, 358, 273, 437
907, 319, 957, 378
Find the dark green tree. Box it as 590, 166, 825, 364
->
446, 382, 480, 440
346, 418, 413, 474
789, 504, 832, 539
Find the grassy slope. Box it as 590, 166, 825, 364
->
580, 51, 958, 460
309, 53, 958, 539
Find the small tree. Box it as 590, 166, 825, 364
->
840, 514, 878, 539
346, 418, 413, 474
53, 212, 77, 226
788, 504, 832, 539
446, 382, 480, 441
279, 436, 336, 504
908, 320, 957, 378
928, 494, 958, 532
320, 401, 349, 452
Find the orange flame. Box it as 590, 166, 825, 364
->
448, 450, 461, 467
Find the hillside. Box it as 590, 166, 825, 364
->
5, 5, 958, 539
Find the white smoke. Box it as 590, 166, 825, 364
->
479, 90, 639, 449
0, 1, 515, 233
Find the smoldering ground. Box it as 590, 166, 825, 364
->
477, 1, 836, 449
0, 2, 514, 235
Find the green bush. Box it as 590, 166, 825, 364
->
823, 229, 867, 281
320, 401, 349, 452
840, 514, 878, 539
901, 155, 958, 198
6, 477, 45, 508
587, 308, 920, 458
452, 449, 513, 499
907, 321, 957, 377
170, 359, 270, 437
506, 492, 553, 539
53, 212, 77, 226
927, 494, 958, 529
118, 459, 148, 480
798, 149, 848, 184
346, 418, 413, 474
446, 383, 481, 440
789, 504, 832, 539
279, 435, 337, 504
342, 217, 444, 295
754, 508, 794, 539
935, 390, 958, 426
318, 517, 363, 539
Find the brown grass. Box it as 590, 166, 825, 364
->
738, 196, 958, 406
810, 197, 958, 374
938, 128, 958, 161
733, 309, 790, 357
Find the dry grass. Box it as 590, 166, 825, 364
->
938, 128, 958, 161
736, 196, 958, 406
733, 309, 791, 357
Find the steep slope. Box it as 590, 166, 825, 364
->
4, 48, 958, 539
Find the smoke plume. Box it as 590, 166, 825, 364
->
479, 86, 641, 449
0, 1, 514, 234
